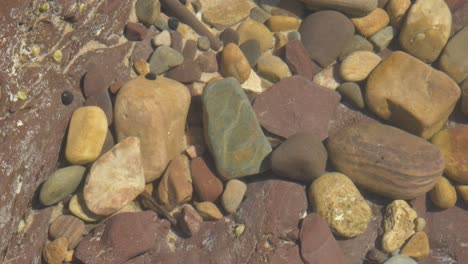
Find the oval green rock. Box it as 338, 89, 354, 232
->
40, 166, 86, 206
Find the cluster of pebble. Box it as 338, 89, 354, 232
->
36, 0, 468, 263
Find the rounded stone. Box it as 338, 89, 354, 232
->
168, 17, 179, 30
382, 200, 418, 253
310, 172, 372, 238
69, 194, 101, 222
265, 16, 301, 32
49, 215, 85, 249
221, 179, 247, 214
197, 36, 211, 51
301, 0, 378, 17
191, 156, 224, 202
196, 201, 223, 220
439, 26, 468, 83
61, 91, 74, 105
429, 177, 457, 209
351, 8, 389, 37
400, 231, 430, 261
339, 35, 374, 61
219, 28, 239, 46
456, 185, 468, 203
414, 217, 426, 232
220, 43, 251, 83
256, 53, 292, 83
43, 237, 68, 264
237, 19, 274, 52
369, 26, 397, 52
239, 39, 261, 67
148, 46, 184, 75
386, 0, 411, 28
336, 82, 365, 109
39, 166, 86, 206
339, 51, 381, 82
152, 30, 171, 47
135, 0, 161, 25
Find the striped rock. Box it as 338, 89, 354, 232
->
327, 122, 444, 199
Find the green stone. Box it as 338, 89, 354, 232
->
203, 77, 272, 180
40, 166, 86, 206
135, 0, 161, 25
148, 46, 184, 75
337, 82, 365, 109
339, 35, 374, 61
370, 26, 397, 52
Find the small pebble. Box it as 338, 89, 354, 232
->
168, 17, 179, 30
386, 0, 411, 28
370, 26, 397, 52
197, 36, 210, 51
124, 22, 147, 41
179, 204, 203, 237
61, 91, 74, 105
256, 53, 292, 83
196, 201, 223, 220
414, 217, 426, 232
219, 28, 239, 46
145, 72, 157, 80
49, 215, 85, 249
152, 30, 171, 47
221, 179, 247, 214
133, 59, 150, 75
239, 39, 261, 67
400, 231, 430, 261
287, 31, 301, 41
336, 82, 365, 109
53, 50, 63, 63
339, 51, 381, 82
351, 8, 390, 37
430, 177, 457, 209
456, 185, 468, 203
265, 16, 301, 32
249, 6, 271, 24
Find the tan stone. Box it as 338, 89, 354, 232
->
339, 51, 381, 82
157, 154, 193, 210
242, 70, 264, 94
256, 53, 292, 83
439, 26, 468, 84
273, 32, 288, 54
382, 200, 417, 253
399, 0, 452, 63
237, 19, 274, 52
115, 76, 190, 182
456, 185, 468, 203
83, 137, 145, 216
414, 217, 426, 232
65, 106, 107, 165
220, 43, 251, 83
202, 0, 251, 30
386, 0, 411, 28
221, 179, 247, 214
43, 237, 68, 264
310, 172, 372, 238
313, 63, 342, 90
133, 59, 150, 75
266, 16, 301, 32
429, 177, 457, 209
366, 51, 461, 139
196, 201, 223, 220
352, 8, 389, 37
69, 194, 101, 222
401, 231, 430, 261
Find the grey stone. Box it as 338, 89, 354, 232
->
148, 46, 184, 75
336, 82, 365, 109
250, 6, 271, 23
370, 26, 397, 52
339, 35, 374, 61
239, 39, 261, 67
135, 0, 161, 25
39, 166, 86, 206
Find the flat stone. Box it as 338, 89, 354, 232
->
382, 200, 417, 253
386, 0, 411, 28
65, 106, 107, 165
219, 28, 239, 46
202, 0, 251, 30
221, 179, 247, 214
115, 76, 190, 182
239, 39, 261, 67
179, 204, 203, 237
49, 215, 85, 249
256, 54, 292, 83
284, 39, 316, 81
237, 19, 274, 52
384, 255, 417, 264
135, 0, 161, 25
340, 51, 381, 82
299, 213, 346, 264
352, 8, 389, 37
152, 30, 171, 47
310, 172, 372, 238
241, 70, 264, 94
429, 177, 457, 209
190, 156, 224, 202
148, 46, 184, 75
220, 43, 251, 83
327, 122, 445, 199
253, 75, 341, 140
366, 51, 461, 139
202, 78, 272, 180
339, 35, 374, 61
83, 137, 145, 216
196, 201, 223, 220
299, 11, 355, 67
301, 0, 378, 17
400, 231, 430, 261
266, 16, 301, 32
157, 154, 193, 210
399, 0, 452, 63
369, 26, 397, 52
196, 51, 218, 73
39, 166, 85, 206
124, 22, 147, 41
250, 6, 271, 23
165, 60, 202, 83
271, 132, 327, 183
336, 82, 365, 109
439, 26, 468, 83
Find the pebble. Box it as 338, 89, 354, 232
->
61, 91, 74, 105
152, 30, 171, 47
384, 255, 417, 264
340, 51, 381, 82
382, 200, 417, 253
133, 59, 150, 75
135, 0, 161, 25
253, 76, 341, 140
39, 166, 85, 206
114, 76, 190, 182
256, 53, 291, 83
182, 39, 197, 60
202, 0, 251, 30
157, 154, 193, 210
179, 204, 203, 236
170, 31, 183, 52
439, 26, 468, 83
265, 16, 301, 32
197, 36, 210, 51
219, 28, 239, 46
327, 122, 445, 199
165, 60, 202, 83
369, 26, 396, 52
65, 106, 107, 165
239, 39, 261, 67
399, 0, 452, 63
124, 22, 147, 41
429, 177, 457, 209
456, 185, 468, 203
241, 70, 264, 94
366, 51, 461, 139
299, 213, 346, 263
400, 231, 430, 261
352, 8, 389, 37
49, 215, 85, 249
168, 17, 179, 30
310, 172, 372, 238
287, 31, 301, 41
431, 126, 468, 184
284, 39, 315, 81
250, 6, 271, 24
271, 132, 327, 183
83, 137, 145, 216
366, 248, 389, 264
191, 156, 224, 202
148, 46, 184, 75
43, 237, 68, 264
313, 63, 342, 90
84, 90, 113, 127
221, 179, 247, 214
237, 19, 274, 52
220, 43, 251, 83
69, 194, 101, 222
202, 78, 272, 180
196, 201, 223, 220
414, 217, 426, 232
273, 32, 288, 54
336, 82, 365, 109
299, 11, 355, 67
386, 0, 411, 28
196, 51, 218, 73
301, 0, 378, 17
339, 35, 374, 61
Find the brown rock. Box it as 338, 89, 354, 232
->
386, 0, 411, 28
83, 65, 108, 98
219, 28, 239, 46
182, 39, 197, 60
196, 201, 223, 220
196, 52, 218, 73
237, 19, 274, 52
157, 154, 193, 210
266, 16, 301, 32
124, 22, 147, 41
165, 60, 202, 83
351, 8, 389, 37
191, 156, 224, 202
220, 43, 252, 83
284, 39, 316, 80
429, 177, 457, 209
179, 204, 203, 237
43, 237, 69, 264
49, 215, 85, 249
456, 185, 468, 203
401, 231, 430, 261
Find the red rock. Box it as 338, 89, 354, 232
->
253, 75, 341, 140
300, 213, 346, 264
84, 89, 113, 126
124, 22, 147, 41
328, 103, 378, 139
165, 60, 202, 83
170, 31, 183, 52
83, 65, 108, 98
196, 51, 218, 73
179, 204, 203, 237
285, 39, 316, 81
190, 156, 224, 202
182, 39, 198, 60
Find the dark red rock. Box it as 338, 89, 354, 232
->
182, 39, 198, 60
170, 31, 184, 52
196, 51, 218, 73
84, 89, 113, 126
299, 11, 355, 67
253, 75, 341, 140
179, 204, 203, 237
131, 26, 158, 63
190, 156, 224, 202
220, 28, 240, 46
300, 213, 346, 264
124, 22, 147, 41
327, 103, 379, 138
285, 39, 316, 81
75, 211, 170, 264
269, 245, 304, 264
165, 60, 202, 83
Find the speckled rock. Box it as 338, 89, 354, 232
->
352, 8, 389, 37
400, 231, 430, 261
237, 19, 274, 52
301, 0, 378, 17
220, 43, 251, 83
157, 154, 193, 210
429, 177, 457, 209
439, 26, 468, 83
340, 51, 381, 82
256, 54, 292, 83
221, 179, 247, 214
39, 166, 85, 206
382, 200, 417, 253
